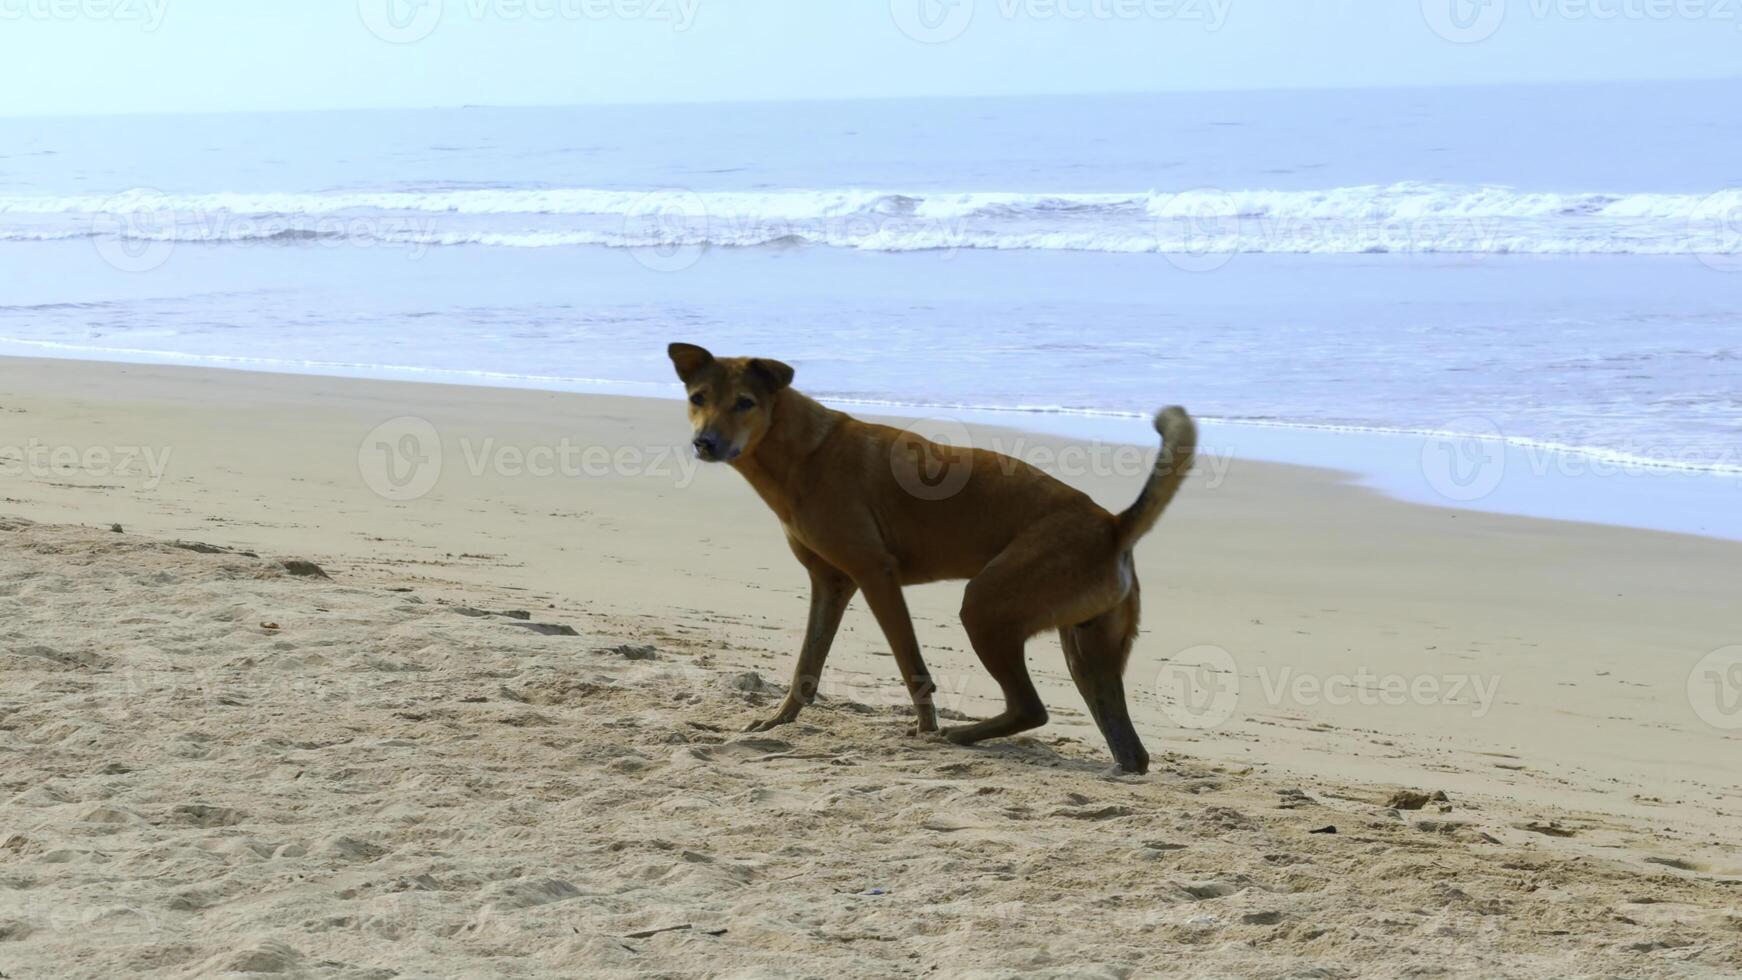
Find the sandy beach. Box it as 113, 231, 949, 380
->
3, 357, 1741, 978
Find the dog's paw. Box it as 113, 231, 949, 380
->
940, 725, 980, 745
912, 705, 942, 735
743, 714, 795, 733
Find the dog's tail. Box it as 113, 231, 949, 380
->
1115, 406, 1197, 550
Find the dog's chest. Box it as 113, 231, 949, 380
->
750, 484, 798, 527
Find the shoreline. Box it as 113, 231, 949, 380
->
5, 348, 1738, 542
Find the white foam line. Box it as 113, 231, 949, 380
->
794, 395, 1742, 478
6, 179, 1740, 255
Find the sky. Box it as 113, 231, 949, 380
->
0, 0, 1739, 116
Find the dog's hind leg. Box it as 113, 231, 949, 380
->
1061, 588, 1150, 774
943, 546, 1061, 747
747, 544, 857, 732
945, 603, 1048, 746
947, 520, 1132, 753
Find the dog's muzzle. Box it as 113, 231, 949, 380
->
692, 432, 737, 462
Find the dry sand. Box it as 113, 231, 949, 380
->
2, 357, 1740, 978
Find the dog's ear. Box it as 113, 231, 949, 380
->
749, 358, 795, 392
668, 343, 714, 383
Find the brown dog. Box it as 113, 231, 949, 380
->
668, 342, 1196, 773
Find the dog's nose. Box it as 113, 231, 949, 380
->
692, 433, 722, 459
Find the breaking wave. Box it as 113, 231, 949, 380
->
3, 183, 1739, 255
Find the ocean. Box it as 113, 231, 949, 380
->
1, 81, 1739, 535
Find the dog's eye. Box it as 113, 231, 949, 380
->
733, 397, 756, 412
689, 391, 706, 407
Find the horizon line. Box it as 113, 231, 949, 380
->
4, 73, 1740, 122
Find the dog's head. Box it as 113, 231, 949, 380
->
667, 343, 795, 463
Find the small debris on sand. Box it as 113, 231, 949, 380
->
729, 671, 781, 696
281, 559, 329, 578
1385, 789, 1450, 811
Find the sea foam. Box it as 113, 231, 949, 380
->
2, 183, 1737, 255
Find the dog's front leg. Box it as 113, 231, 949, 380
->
745, 563, 857, 732
853, 560, 939, 734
